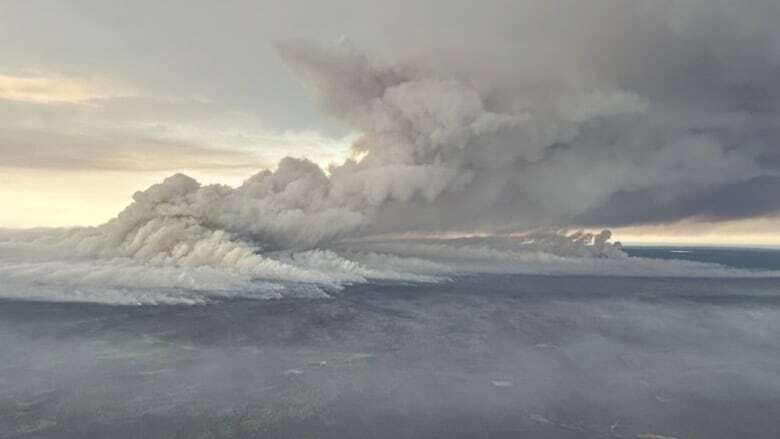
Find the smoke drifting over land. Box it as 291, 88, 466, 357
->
3, 1, 780, 303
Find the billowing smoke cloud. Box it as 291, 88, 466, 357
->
273, 32, 777, 235
4, 2, 780, 304
2, 1, 779, 226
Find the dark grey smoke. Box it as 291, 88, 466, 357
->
576, 176, 780, 227
264, 1, 780, 232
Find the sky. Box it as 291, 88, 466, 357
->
1, 0, 779, 245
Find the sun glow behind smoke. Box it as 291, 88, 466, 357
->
612, 218, 780, 248
0, 73, 125, 104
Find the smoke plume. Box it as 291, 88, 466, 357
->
2, 31, 779, 303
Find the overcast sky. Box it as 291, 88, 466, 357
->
1, 1, 779, 244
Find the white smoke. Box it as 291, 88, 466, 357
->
342, 236, 780, 279
0, 40, 776, 304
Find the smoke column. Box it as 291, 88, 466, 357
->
0, 39, 776, 304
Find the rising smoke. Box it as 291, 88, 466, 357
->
2, 13, 780, 303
